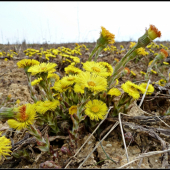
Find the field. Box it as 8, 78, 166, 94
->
0, 37, 170, 168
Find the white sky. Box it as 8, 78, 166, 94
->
0, 1, 170, 44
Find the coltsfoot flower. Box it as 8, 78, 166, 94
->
99, 26, 115, 45
64, 65, 82, 75
76, 71, 107, 93
36, 100, 60, 114
17, 59, 40, 68
85, 100, 108, 121
99, 61, 113, 76
0, 136, 12, 159
28, 62, 57, 75
121, 81, 142, 100
69, 105, 77, 115
148, 25, 161, 40
108, 88, 121, 96
31, 77, 43, 86
139, 83, 154, 95
82, 61, 109, 77
7, 103, 36, 131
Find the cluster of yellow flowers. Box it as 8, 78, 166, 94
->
1, 24, 169, 159
23, 44, 88, 62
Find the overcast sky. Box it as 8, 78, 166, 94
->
0, 1, 170, 44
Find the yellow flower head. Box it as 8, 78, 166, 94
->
7, 103, 36, 131
148, 60, 153, 66
16, 99, 20, 105
85, 100, 108, 121
129, 42, 136, 48
121, 81, 141, 99
137, 47, 148, 56
160, 49, 168, 58
47, 73, 60, 81
114, 58, 119, 62
74, 83, 85, 94
0, 136, 12, 159
69, 105, 77, 115
108, 88, 121, 96
60, 75, 77, 86
17, 59, 40, 68
28, 62, 57, 76
140, 71, 146, 75
31, 77, 43, 86
100, 26, 115, 44
151, 69, 157, 74
82, 61, 109, 77
148, 25, 161, 40
163, 62, 169, 65
76, 71, 107, 93
4, 58, 8, 61
139, 83, 154, 95
35, 100, 60, 114
52, 80, 71, 93
64, 65, 82, 75
157, 79, 167, 86
131, 70, 136, 76
99, 61, 113, 76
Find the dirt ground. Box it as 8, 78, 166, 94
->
0, 41, 170, 168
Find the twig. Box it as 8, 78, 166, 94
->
64, 106, 113, 169
119, 112, 129, 163
117, 148, 170, 169
139, 79, 151, 107
78, 121, 119, 169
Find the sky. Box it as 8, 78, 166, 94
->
0, 1, 170, 44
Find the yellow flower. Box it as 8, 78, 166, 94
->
82, 61, 109, 77
4, 58, 8, 61
148, 60, 153, 66
74, 84, 85, 94
108, 88, 121, 96
140, 71, 146, 75
121, 81, 141, 100
35, 100, 60, 114
76, 72, 107, 93
69, 105, 77, 115
69, 56, 80, 63
151, 70, 157, 74
60, 75, 77, 86
157, 79, 167, 86
163, 62, 169, 65
139, 83, 154, 95
64, 65, 82, 75
7, 103, 36, 131
52, 80, 71, 93
131, 70, 136, 76
137, 47, 148, 56
100, 26, 115, 44
99, 61, 113, 76
31, 77, 43, 86
28, 62, 57, 75
47, 73, 60, 81
16, 99, 20, 105
147, 25, 161, 40
85, 100, 108, 121
17, 59, 40, 68
129, 42, 136, 48
0, 136, 12, 159
114, 58, 119, 62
